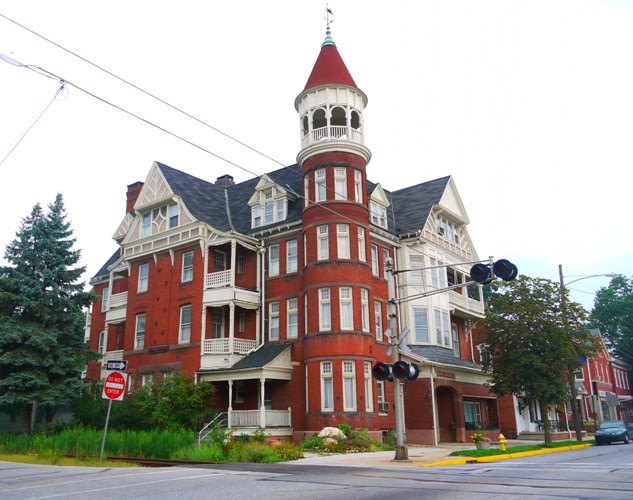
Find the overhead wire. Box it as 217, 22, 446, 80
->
1, 12, 476, 269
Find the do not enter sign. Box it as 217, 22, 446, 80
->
102, 371, 128, 401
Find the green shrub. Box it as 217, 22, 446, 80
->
273, 441, 303, 461
337, 423, 351, 438
300, 433, 324, 450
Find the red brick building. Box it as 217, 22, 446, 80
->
85, 27, 497, 445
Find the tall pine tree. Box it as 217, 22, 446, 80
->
0, 194, 95, 431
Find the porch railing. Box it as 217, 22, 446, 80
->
202, 338, 257, 355
229, 408, 292, 428
205, 270, 231, 288
109, 291, 128, 309
302, 126, 363, 147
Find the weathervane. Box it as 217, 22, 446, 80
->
325, 4, 334, 29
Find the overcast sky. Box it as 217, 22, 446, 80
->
1, 0, 631, 310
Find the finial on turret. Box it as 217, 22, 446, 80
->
323, 4, 336, 47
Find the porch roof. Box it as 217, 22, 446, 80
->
197, 342, 293, 382
407, 345, 482, 372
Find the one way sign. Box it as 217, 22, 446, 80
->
106, 360, 128, 371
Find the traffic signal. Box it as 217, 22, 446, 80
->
372, 362, 420, 381
470, 259, 518, 284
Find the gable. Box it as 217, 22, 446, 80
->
369, 183, 391, 207
134, 162, 176, 211
437, 177, 470, 224
112, 212, 135, 243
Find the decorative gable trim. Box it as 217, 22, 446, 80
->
369, 183, 391, 207
134, 162, 176, 212
112, 212, 135, 243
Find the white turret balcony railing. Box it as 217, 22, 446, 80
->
302, 125, 363, 148
105, 292, 128, 324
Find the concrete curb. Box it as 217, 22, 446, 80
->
423, 443, 593, 467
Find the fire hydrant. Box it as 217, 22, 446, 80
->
498, 433, 507, 451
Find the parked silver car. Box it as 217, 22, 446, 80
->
594, 420, 633, 445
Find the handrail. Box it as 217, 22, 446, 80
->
198, 412, 228, 445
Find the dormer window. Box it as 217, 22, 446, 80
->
140, 201, 180, 237
168, 203, 179, 228
437, 215, 459, 244
249, 182, 291, 229
370, 202, 387, 228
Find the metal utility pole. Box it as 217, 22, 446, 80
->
559, 264, 583, 442
385, 258, 409, 461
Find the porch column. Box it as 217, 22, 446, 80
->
230, 239, 237, 287
260, 378, 266, 428
229, 302, 235, 353
228, 380, 233, 428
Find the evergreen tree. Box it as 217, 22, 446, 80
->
0, 194, 96, 431
483, 275, 596, 443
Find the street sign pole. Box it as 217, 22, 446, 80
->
99, 399, 113, 462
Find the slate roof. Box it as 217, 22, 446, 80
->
197, 342, 292, 374
90, 248, 121, 282
407, 345, 482, 371
389, 176, 451, 237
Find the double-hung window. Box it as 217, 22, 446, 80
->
98, 330, 106, 354
354, 170, 362, 203
269, 245, 280, 276
371, 245, 379, 275
357, 226, 366, 262
370, 202, 387, 228
182, 251, 193, 282
364, 361, 373, 412
340, 287, 353, 330
452, 324, 460, 357
287, 298, 298, 338
286, 240, 298, 273
360, 289, 369, 332
168, 203, 179, 228
179, 305, 191, 343
343, 361, 357, 411
135, 313, 146, 349
315, 169, 327, 202
142, 213, 151, 237
317, 226, 329, 260
374, 301, 383, 341
269, 302, 279, 340
101, 287, 109, 312
138, 263, 149, 293
334, 168, 346, 200
321, 361, 333, 411
319, 288, 331, 331
414, 308, 429, 343
337, 224, 350, 259
435, 309, 450, 346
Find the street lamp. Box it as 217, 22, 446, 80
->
558, 264, 619, 442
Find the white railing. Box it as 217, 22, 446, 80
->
306, 126, 363, 147
228, 408, 291, 428
102, 350, 124, 366
109, 292, 128, 309
449, 289, 484, 315
205, 269, 231, 288
202, 338, 257, 355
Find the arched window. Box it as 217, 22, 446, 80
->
312, 108, 327, 130
331, 106, 346, 126
302, 115, 309, 136
351, 110, 360, 130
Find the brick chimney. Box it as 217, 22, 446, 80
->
126, 181, 144, 213
215, 174, 235, 188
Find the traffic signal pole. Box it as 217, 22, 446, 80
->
385, 258, 409, 461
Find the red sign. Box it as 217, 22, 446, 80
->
102, 371, 127, 401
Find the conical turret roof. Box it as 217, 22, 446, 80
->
302, 27, 359, 91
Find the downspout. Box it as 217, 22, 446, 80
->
259, 244, 266, 347
430, 365, 438, 445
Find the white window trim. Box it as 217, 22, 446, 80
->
269, 244, 280, 277
337, 224, 350, 259
354, 170, 362, 203
374, 301, 383, 341
371, 245, 379, 276
339, 287, 353, 330
287, 298, 298, 338
364, 361, 373, 412
343, 360, 357, 412
287, 240, 298, 273
370, 201, 387, 228
319, 288, 331, 331
98, 330, 106, 354
315, 169, 327, 202
361, 289, 369, 332
138, 263, 149, 293
317, 225, 329, 261
321, 361, 334, 412
357, 226, 366, 262
179, 304, 192, 344
334, 167, 347, 200
101, 287, 109, 312
135, 313, 146, 349
182, 251, 194, 283
414, 307, 429, 343
269, 302, 280, 340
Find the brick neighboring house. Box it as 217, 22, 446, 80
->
496, 328, 633, 440
85, 27, 498, 445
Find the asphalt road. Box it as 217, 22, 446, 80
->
1, 443, 632, 499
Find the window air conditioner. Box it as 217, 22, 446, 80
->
378, 402, 390, 412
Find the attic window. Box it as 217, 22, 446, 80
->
370, 202, 387, 229
437, 215, 459, 244
251, 188, 287, 228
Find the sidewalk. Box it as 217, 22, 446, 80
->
289, 440, 592, 468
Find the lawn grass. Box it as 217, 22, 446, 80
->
449, 440, 592, 458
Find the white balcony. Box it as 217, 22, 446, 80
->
105, 292, 128, 323
205, 270, 231, 288
200, 338, 257, 370
301, 125, 362, 148
449, 289, 485, 318
203, 270, 259, 308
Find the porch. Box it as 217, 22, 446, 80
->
198, 408, 293, 443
